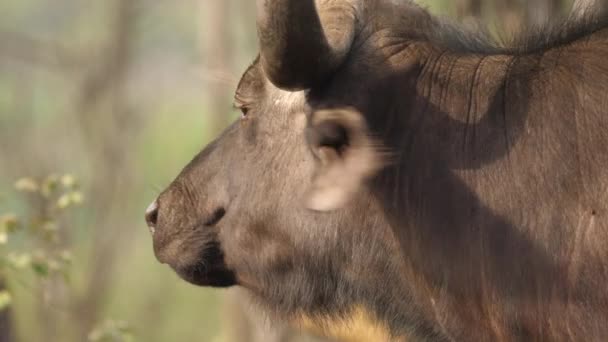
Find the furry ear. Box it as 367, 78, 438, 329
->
304, 108, 385, 211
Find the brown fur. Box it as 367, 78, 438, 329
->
148, 1, 608, 340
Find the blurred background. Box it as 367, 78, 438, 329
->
0, 0, 590, 341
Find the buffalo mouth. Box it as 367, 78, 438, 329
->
172, 242, 237, 288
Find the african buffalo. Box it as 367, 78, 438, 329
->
145, 0, 608, 340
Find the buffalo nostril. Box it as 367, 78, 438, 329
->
204, 207, 226, 227
145, 200, 159, 234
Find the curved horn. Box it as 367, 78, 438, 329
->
256, 0, 359, 90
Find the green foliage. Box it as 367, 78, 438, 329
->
0, 174, 79, 281
0, 290, 11, 312
88, 320, 135, 342
0, 214, 19, 245
0, 174, 131, 338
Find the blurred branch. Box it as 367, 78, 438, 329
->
0, 278, 13, 342
69, 0, 141, 339
455, 0, 482, 20
76, 3, 137, 116
0, 30, 84, 71
199, 67, 238, 88
525, 0, 564, 27
200, 0, 233, 131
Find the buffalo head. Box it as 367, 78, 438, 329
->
144, 0, 538, 339
145, 0, 406, 330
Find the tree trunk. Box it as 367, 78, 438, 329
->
201, 0, 233, 134
525, 0, 564, 27
491, 0, 524, 37
72, 0, 139, 339
454, 0, 483, 29
455, 0, 483, 18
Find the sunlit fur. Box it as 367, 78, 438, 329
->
294, 306, 401, 342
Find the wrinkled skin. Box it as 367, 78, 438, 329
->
147, 0, 608, 340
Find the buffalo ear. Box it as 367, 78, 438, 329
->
305, 108, 385, 211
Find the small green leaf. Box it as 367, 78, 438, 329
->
15, 178, 38, 192
48, 259, 62, 272
7, 252, 31, 269
57, 194, 71, 209
42, 221, 58, 232
0, 214, 20, 233
70, 191, 84, 205
60, 250, 72, 263
41, 174, 60, 197
31, 261, 49, 277
88, 319, 134, 342
0, 291, 11, 312
61, 174, 77, 188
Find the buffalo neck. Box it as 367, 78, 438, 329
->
365, 34, 551, 338
368, 25, 608, 338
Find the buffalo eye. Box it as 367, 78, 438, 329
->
239, 106, 250, 118
233, 102, 250, 118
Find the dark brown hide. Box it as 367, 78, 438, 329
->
148, 0, 608, 340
